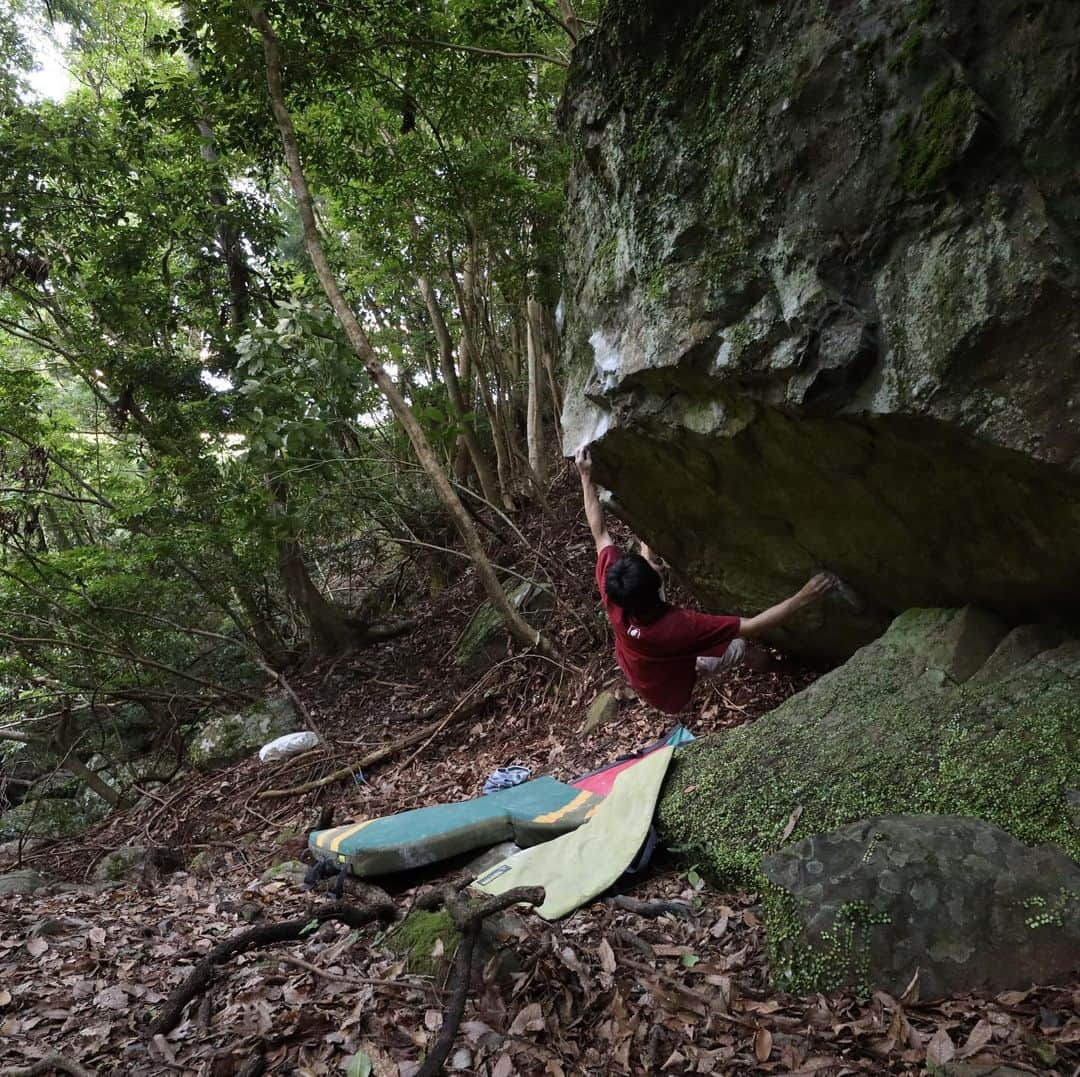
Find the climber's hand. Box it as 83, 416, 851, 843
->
575, 446, 593, 477
799, 573, 837, 605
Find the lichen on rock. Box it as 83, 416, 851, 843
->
762, 814, 1080, 997
559, 0, 1080, 656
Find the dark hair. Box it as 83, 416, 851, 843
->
605, 553, 663, 618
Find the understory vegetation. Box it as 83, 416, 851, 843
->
0, 0, 586, 830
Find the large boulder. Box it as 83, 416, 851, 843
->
189, 693, 299, 771
559, 0, 1080, 657
762, 814, 1080, 997
656, 607, 1080, 885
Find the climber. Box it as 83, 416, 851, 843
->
575, 445, 836, 714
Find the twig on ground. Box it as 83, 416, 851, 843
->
275, 952, 425, 991
234, 1039, 267, 1077
606, 895, 695, 919
146, 898, 396, 1035
414, 885, 545, 1077
0, 1054, 94, 1077
395, 682, 497, 773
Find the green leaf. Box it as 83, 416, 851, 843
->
299, 918, 319, 936
346, 1050, 373, 1077
680, 953, 700, 968
686, 867, 702, 888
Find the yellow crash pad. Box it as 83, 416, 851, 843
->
472, 746, 674, 919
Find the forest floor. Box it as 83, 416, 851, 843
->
1, 467, 1077, 1077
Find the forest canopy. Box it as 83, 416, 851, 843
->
0, 0, 587, 818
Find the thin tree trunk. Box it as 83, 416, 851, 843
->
62, 752, 124, 808
525, 297, 546, 482
558, 0, 582, 42
417, 275, 501, 506
249, 5, 559, 660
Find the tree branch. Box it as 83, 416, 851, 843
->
147, 898, 397, 1036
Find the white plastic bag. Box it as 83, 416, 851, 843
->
258, 730, 320, 763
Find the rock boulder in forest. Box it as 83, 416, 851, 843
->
559, 0, 1080, 657
762, 814, 1080, 998
656, 607, 1079, 886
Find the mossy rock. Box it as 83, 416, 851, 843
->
92, 845, 147, 884
259, 859, 307, 884
0, 869, 45, 896
762, 814, 1080, 997
384, 908, 461, 978
189, 694, 299, 771
657, 608, 1080, 890
0, 795, 104, 841
455, 580, 554, 669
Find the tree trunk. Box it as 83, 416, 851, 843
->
417, 274, 501, 506
62, 752, 124, 808
525, 297, 547, 483
250, 4, 559, 660
277, 538, 360, 655
558, 0, 582, 41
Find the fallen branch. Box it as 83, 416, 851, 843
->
415, 885, 545, 1077
606, 895, 695, 920
0, 1054, 93, 1077
256, 690, 495, 800
146, 898, 396, 1035
276, 952, 425, 991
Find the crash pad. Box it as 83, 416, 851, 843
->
472, 745, 675, 919
309, 777, 601, 876
571, 725, 693, 797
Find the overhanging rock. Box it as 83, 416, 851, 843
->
560, 0, 1080, 657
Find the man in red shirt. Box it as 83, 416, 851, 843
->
576, 447, 836, 714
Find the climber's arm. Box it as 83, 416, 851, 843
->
738, 574, 836, 638
575, 447, 613, 553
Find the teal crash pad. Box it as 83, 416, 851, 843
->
310, 776, 602, 876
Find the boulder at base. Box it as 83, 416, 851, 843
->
657, 607, 1080, 887
455, 579, 553, 669
559, 0, 1080, 658
0, 868, 45, 896
189, 694, 299, 771
762, 814, 1080, 998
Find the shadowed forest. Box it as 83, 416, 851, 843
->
1, 1, 1078, 1075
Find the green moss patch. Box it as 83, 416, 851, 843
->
384, 909, 460, 978
897, 72, 977, 192
764, 887, 890, 995
657, 610, 1080, 892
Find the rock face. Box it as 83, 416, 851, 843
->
455, 579, 553, 669
189, 694, 299, 771
560, 0, 1080, 657
762, 815, 1080, 998
0, 868, 45, 896
656, 607, 1079, 885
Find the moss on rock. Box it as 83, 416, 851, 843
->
657, 609, 1080, 891
897, 71, 978, 192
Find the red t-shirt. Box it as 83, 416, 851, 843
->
596, 544, 741, 714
